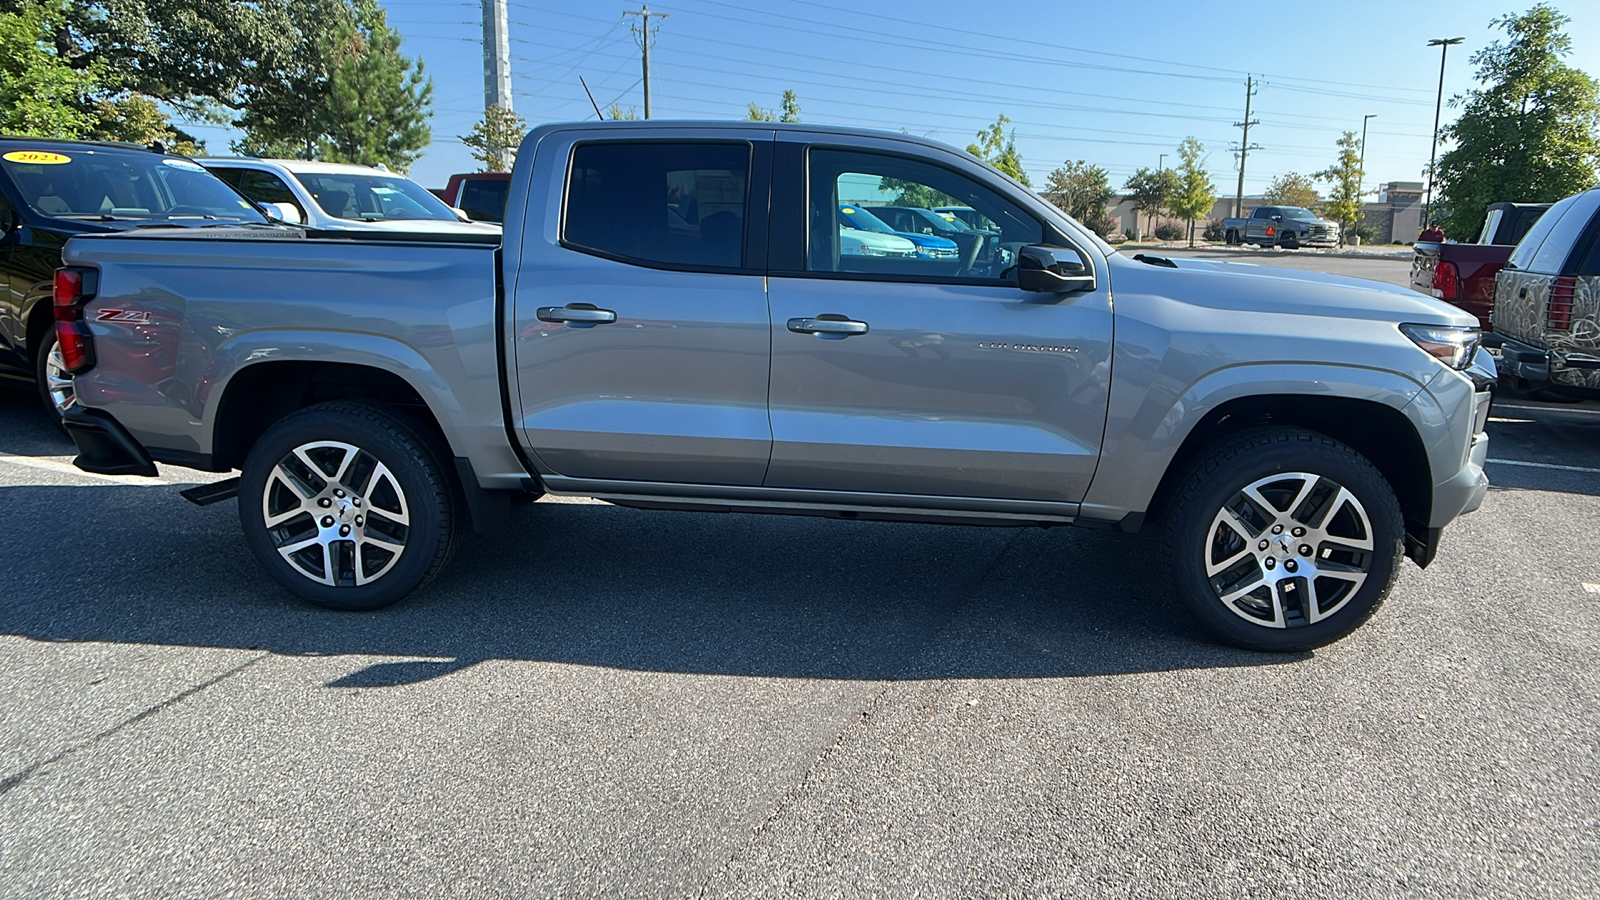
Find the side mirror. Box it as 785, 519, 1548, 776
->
1017, 244, 1095, 294
266, 202, 303, 225
1271, 214, 1283, 222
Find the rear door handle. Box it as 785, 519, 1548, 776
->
538, 304, 617, 326
787, 316, 869, 336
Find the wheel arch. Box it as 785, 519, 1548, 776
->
1144, 394, 1433, 562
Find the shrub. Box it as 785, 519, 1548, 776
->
1124, 222, 1141, 241
1153, 222, 1185, 241
1202, 218, 1225, 242
1083, 211, 1118, 238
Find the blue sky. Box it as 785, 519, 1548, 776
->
188, 0, 1600, 196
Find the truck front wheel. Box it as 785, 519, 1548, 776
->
1278, 231, 1299, 250
1162, 428, 1404, 651
238, 401, 459, 611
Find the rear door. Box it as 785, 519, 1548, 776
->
762, 136, 1112, 502
509, 128, 775, 486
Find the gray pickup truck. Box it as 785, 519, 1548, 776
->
56, 121, 1493, 651
1222, 206, 1341, 249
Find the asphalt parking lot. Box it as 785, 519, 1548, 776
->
2, 259, 1598, 897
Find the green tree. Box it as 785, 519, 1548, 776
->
1123, 166, 1180, 236
1436, 4, 1600, 238
967, 114, 1029, 185
1315, 131, 1364, 245
0, 1, 98, 137
461, 103, 526, 172
1262, 173, 1322, 210
606, 103, 638, 120
746, 89, 800, 123
236, 0, 431, 171
1043, 160, 1115, 235
1167, 138, 1217, 247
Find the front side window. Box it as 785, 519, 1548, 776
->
564, 141, 750, 270
296, 172, 458, 222
233, 170, 305, 220
807, 148, 1042, 282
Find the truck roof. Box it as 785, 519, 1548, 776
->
525, 120, 980, 163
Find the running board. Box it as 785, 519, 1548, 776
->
180, 477, 240, 506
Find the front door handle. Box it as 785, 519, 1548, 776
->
538, 304, 617, 326
788, 315, 869, 336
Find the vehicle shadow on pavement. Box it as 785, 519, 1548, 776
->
0, 482, 1305, 685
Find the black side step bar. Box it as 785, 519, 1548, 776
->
180, 477, 241, 506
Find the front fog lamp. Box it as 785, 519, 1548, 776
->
1399, 323, 1482, 370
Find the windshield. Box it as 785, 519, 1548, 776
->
297, 171, 459, 222
1, 148, 268, 223
929, 210, 975, 232
838, 205, 895, 234
1277, 207, 1316, 219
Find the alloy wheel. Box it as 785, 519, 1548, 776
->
260, 440, 410, 587
44, 341, 75, 414
1203, 471, 1374, 629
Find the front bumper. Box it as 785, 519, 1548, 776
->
62, 407, 158, 477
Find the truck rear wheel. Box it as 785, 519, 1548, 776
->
1225, 229, 1240, 245
34, 329, 74, 429
1162, 428, 1404, 651
238, 401, 459, 611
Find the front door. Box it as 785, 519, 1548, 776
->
511, 134, 775, 486
763, 142, 1112, 502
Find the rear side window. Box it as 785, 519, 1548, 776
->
459, 179, 508, 222
564, 141, 749, 270
1507, 193, 1582, 272
1528, 192, 1600, 274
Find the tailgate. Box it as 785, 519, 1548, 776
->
1409, 243, 1441, 296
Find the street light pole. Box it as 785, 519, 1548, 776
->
1359, 114, 1376, 192
1424, 37, 1464, 228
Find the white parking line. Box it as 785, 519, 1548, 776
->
1495, 403, 1600, 417
1487, 457, 1600, 475
0, 452, 170, 486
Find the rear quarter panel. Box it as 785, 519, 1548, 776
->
62, 232, 528, 486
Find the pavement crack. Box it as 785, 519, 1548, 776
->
0, 652, 267, 797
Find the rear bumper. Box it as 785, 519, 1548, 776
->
1496, 336, 1600, 390
62, 407, 158, 477
1496, 336, 1550, 384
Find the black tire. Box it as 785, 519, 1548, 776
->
238, 401, 459, 611
1162, 428, 1404, 651
1225, 229, 1240, 245
33, 328, 72, 430
1278, 231, 1299, 250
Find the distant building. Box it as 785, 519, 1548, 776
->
1359, 182, 1424, 244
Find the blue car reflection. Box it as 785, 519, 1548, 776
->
838, 205, 960, 260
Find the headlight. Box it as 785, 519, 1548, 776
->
857, 246, 888, 257
1400, 323, 1482, 370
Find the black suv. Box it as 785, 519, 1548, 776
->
0, 137, 274, 423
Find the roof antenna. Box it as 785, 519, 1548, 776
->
148, 139, 168, 155
579, 76, 604, 119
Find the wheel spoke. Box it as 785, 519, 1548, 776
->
1283, 475, 1322, 525
358, 532, 405, 554
1213, 505, 1261, 542
365, 464, 409, 525
1240, 485, 1280, 520
1206, 545, 1254, 577
1301, 577, 1324, 624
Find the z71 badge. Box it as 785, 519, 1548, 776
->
95, 309, 153, 324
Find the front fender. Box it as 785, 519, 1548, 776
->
1079, 360, 1433, 523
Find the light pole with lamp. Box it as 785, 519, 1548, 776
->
1359, 113, 1376, 188
1424, 37, 1464, 229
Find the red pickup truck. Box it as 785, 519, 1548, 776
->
1409, 202, 1551, 328
431, 172, 511, 223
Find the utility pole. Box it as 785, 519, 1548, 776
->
1232, 75, 1262, 218
1158, 153, 1166, 172
1359, 114, 1376, 193
624, 5, 668, 119
1424, 37, 1464, 227
481, 0, 512, 166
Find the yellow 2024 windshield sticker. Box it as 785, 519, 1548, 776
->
3, 150, 72, 165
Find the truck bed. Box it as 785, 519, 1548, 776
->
1409, 241, 1515, 329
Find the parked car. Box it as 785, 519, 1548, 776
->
197, 158, 500, 234
933, 205, 1000, 235
434, 172, 512, 223
838, 204, 958, 259
1408, 201, 1553, 328
838, 225, 917, 258
0, 138, 277, 424
58, 121, 1490, 652
1221, 206, 1340, 249
1490, 188, 1600, 396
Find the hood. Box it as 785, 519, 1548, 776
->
894, 231, 959, 251
841, 228, 916, 251
1289, 215, 1337, 228
1109, 253, 1478, 327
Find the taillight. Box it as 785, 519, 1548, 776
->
1431, 260, 1460, 301
1547, 276, 1576, 332
52, 266, 97, 373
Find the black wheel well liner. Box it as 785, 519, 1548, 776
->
1147, 394, 1432, 555
25, 296, 53, 365
212, 361, 445, 471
